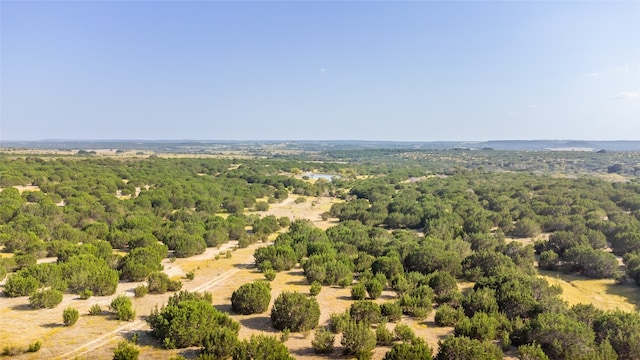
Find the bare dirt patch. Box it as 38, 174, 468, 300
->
257, 195, 342, 230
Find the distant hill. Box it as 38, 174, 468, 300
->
1, 139, 639, 152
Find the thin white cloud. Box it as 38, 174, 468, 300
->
612, 91, 640, 100
525, 104, 548, 109
606, 64, 630, 74
586, 72, 598, 77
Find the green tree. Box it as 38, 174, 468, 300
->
351, 283, 367, 300
147, 297, 238, 348
147, 272, 182, 294
233, 334, 294, 360
375, 322, 394, 346
365, 279, 384, 299
29, 288, 63, 309
271, 292, 320, 332
3, 274, 39, 297
518, 342, 549, 360
380, 301, 402, 322
383, 338, 433, 360
309, 281, 322, 296
512, 218, 541, 238
527, 312, 595, 360
349, 301, 382, 324
341, 320, 376, 360
435, 304, 466, 327
435, 336, 503, 360
454, 312, 501, 341
113, 340, 139, 360
201, 327, 238, 359
231, 281, 271, 315
312, 327, 335, 354
110, 295, 136, 321
593, 310, 640, 360
63, 307, 79, 326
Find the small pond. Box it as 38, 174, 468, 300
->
303, 173, 340, 181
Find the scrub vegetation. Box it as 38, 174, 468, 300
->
0, 146, 639, 359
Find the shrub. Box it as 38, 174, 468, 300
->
376, 323, 394, 346
329, 311, 349, 334
351, 283, 367, 300
167, 290, 213, 305
185, 271, 195, 280
383, 338, 433, 360
312, 327, 335, 354
280, 328, 290, 342
394, 323, 415, 342
255, 201, 269, 211
133, 285, 148, 298
174, 236, 207, 258
365, 279, 384, 299
4, 274, 39, 297
454, 312, 500, 341
148, 272, 183, 294
89, 304, 102, 315
462, 287, 499, 317
341, 320, 376, 359
1, 345, 22, 356
26, 341, 42, 353
119, 244, 168, 281
231, 281, 271, 315
201, 327, 238, 359
435, 335, 503, 360
264, 269, 277, 281
512, 218, 541, 238
147, 297, 239, 348
349, 301, 382, 324
526, 312, 595, 360
113, 340, 139, 360
518, 342, 549, 360
435, 304, 466, 327
29, 288, 63, 309
79, 289, 93, 300
381, 301, 402, 322
233, 334, 294, 360
63, 307, 79, 326
593, 310, 640, 360
110, 295, 136, 321
309, 281, 322, 296
271, 292, 320, 332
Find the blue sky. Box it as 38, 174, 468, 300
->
1, 1, 638, 141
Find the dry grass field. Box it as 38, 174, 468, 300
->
538, 270, 640, 312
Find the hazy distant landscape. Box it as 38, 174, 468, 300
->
3, 140, 640, 152
1, 0, 638, 359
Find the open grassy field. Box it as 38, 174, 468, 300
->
538, 270, 640, 312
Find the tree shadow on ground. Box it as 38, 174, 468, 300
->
10, 303, 33, 311
234, 262, 256, 269
213, 303, 232, 313
603, 280, 640, 311
121, 329, 161, 349
239, 316, 276, 333
286, 279, 308, 286
41, 322, 62, 328
289, 342, 350, 359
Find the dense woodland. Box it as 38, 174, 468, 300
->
1, 149, 639, 359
